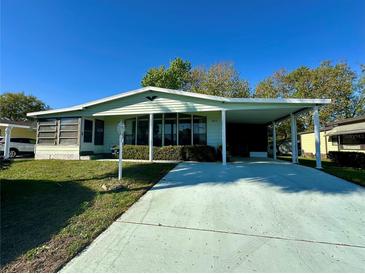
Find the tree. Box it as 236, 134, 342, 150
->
141, 58, 192, 90
0, 92, 49, 121
350, 64, 365, 117
187, 63, 250, 98
254, 61, 364, 139
141, 59, 251, 98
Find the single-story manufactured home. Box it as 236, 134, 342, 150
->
27, 87, 331, 167
300, 115, 365, 157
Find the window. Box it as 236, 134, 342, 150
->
94, 119, 104, 145
38, 119, 58, 145
137, 115, 149, 145
83, 119, 93, 143
37, 118, 80, 145
115, 113, 207, 147
153, 114, 163, 146
164, 113, 177, 146
124, 118, 136, 145
179, 114, 192, 145
193, 115, 207, 145
59, 118, 79, 145
330, 135, 338, 145
339, 133, 365, 149
11, 138, 35, 144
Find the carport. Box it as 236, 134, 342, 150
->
221, 100, 329, 168
0, 120, 35, 159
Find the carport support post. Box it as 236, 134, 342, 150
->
221, 110, 227, 165
290, 114, 298, 164
272, 122, 277, 160
3, 126, 12, 159
313, 106, 322, 169
149, 113, 154, 162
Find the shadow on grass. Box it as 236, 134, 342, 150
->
0, 162, 176, 268
0, 179, 95, 267
0, 159, 12, 171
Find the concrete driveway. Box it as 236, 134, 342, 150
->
62, 160, 365, 272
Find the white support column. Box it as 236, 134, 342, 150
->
272, 122, 277, 160
313, 106, 322, 169
191, 114, 194, 145
162, 114, 165, 146
135, 117, 138, 145
3, 126, 12, 159
149, 113, 153, 162
221, 110, 227, 165
290, 113, 298, 163
176, 113, 179, 145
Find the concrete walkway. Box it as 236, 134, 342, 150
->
62, 160, 365, 272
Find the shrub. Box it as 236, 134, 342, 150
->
181, 145, 216, 161
328, 151, 365, 169
154, 146, 184, 160
112, 145, 217, 161
121, 145, 149, 160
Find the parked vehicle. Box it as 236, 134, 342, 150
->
0, 137, 36, 158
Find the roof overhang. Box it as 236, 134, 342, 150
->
325, 122, 365, 136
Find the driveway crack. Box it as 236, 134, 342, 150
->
117, 220, 365, 249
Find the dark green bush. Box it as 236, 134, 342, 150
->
154, 146, 184, 160
121, 145, 149, 160
328, 151, 365, 168
182, 145, 216, 162
112, 145, 217, 161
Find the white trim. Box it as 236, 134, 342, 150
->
272, 122, 277, 160
3, 126, 12, 159
135, 117, 138, 145
149, 113, 153, 162
27, 86, 331, 117
191, 114, 194, 145
161, 114, 165, 146
221, 110, 227, 165
176, 113, 179, 145
290, 114, 298, 164
0, 123, 32, 129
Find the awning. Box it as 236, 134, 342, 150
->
325, 122, 365, 136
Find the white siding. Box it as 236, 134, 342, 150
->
94, 96, 221, 116
205, 111, 222, 149
35, 145, 80, 160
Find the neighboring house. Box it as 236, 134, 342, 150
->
27, 86, 330, 166
300, 115, 365, 157
0, 119, 36, 158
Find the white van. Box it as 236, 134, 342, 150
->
0, 137, 36, 158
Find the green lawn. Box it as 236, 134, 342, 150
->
278, 156, 365, 187
0, 160, 176, 272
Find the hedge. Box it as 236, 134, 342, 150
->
112, 145, 217, 161
328, 151, 365, 169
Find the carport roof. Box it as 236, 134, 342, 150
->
0, 119, 36, 129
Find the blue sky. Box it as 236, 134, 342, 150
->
1, 0, 364, 108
